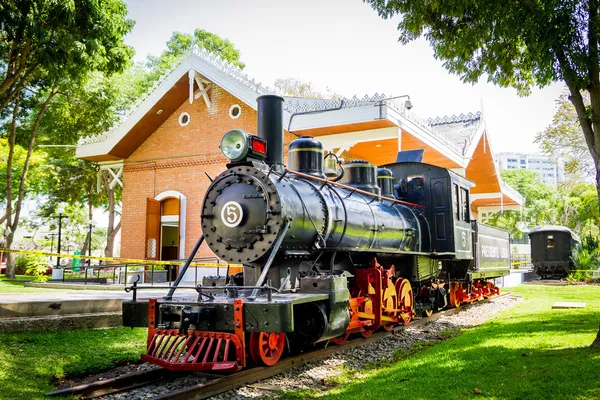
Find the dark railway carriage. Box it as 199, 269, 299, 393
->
529, 225, 580, 279
123, 95, 509, 372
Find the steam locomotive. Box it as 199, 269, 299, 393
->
123, 95, 510, 372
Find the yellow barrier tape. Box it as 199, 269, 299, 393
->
0, 248, 241, 268
511, 260, 531, 266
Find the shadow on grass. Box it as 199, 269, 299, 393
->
0, 328, 147, 400
311, 307, 600, 400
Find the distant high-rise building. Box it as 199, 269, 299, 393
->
496, 152, 565, 186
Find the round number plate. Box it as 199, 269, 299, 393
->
221, 201, 244, 228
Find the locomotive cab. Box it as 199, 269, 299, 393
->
382, 161, 474, 258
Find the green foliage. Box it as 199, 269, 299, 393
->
14, 255, 28, 276
14, 255, 48, 281
24, 256, 47, 282
485, 169, 599, 238
365, 0, 600, 221
572, 235, 600, 271
486, 170, 559, 238
365, 0, 588, 95
535, 92, 595, 179
0, 0, 134, 101
0, 138, 48, 205
144, 29, 245, 89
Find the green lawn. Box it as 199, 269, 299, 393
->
0, 328, 147, 400
0, 275, 81, 293
291, 284, 600, 400
0, 285, 598, 400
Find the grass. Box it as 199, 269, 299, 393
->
283, 284, 600, 400
0, 284, 598, 400
0, 275, 83, 293
0, 328, 147, 400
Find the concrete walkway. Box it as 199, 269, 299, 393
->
0, 287, 197, 304
0, 285, 199, 331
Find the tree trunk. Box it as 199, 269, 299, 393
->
80, 199, 93, 256
104, 183, 121, 257
4, 233, 15, 279
3, 95, 20, 279
592, 325, 600, 347
3, 89, 55, 278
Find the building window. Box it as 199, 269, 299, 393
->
178, 112, 191, 126
520, 160, 526, 164
229, 104, 242, 119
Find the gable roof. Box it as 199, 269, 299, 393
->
76, 46, 486, 166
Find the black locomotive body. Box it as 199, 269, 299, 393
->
529, 225, 580, 279
123, 95, 509, 372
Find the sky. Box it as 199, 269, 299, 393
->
123, 0, 564, 154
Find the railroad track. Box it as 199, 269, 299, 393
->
48, 294, 513, 399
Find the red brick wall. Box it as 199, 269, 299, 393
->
121, 87, 259, 259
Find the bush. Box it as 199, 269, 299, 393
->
14, 255, 28, 275
572, 235, 600, 271
24, 256, 48, 282
567, 270, 593, 284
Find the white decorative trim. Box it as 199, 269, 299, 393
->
178, 112, 191, 126
229, 104, 242, 119
155, 190, 187, 259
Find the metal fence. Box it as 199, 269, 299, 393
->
54, 257, 226, 287
511, 254, 532, 270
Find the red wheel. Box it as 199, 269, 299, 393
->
332, 332, 349, 345
395, 278, 414, 325
361, 329, 373, 338
382, 323, 394, 331
249, 332, 285, 366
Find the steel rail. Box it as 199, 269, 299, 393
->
47, 294, 512, 400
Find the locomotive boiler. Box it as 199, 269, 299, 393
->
123, 95, 510, 372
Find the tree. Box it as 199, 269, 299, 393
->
366, 0, 600, 207
0, 0, 134, 115
366, 0, 600, 346
536, 92, 595, 179
144, 29, 245, 87
37, 71, 139, 258
0, 0, 134, 278
486, 169, 559, 237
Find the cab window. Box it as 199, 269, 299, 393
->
452, 184, 460, 220
460, 187, 470, 222
407, 175, 424, 191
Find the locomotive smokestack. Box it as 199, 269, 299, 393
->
257, 95, 284, 171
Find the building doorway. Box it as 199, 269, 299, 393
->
145, 191, 187, 261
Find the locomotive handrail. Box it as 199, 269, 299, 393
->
285, 169, 426, 209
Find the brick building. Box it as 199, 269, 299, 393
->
77, 47, 523, 264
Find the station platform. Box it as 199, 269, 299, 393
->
0, 286, 197, 333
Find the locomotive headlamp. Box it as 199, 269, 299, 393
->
220, 129, 267, 162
